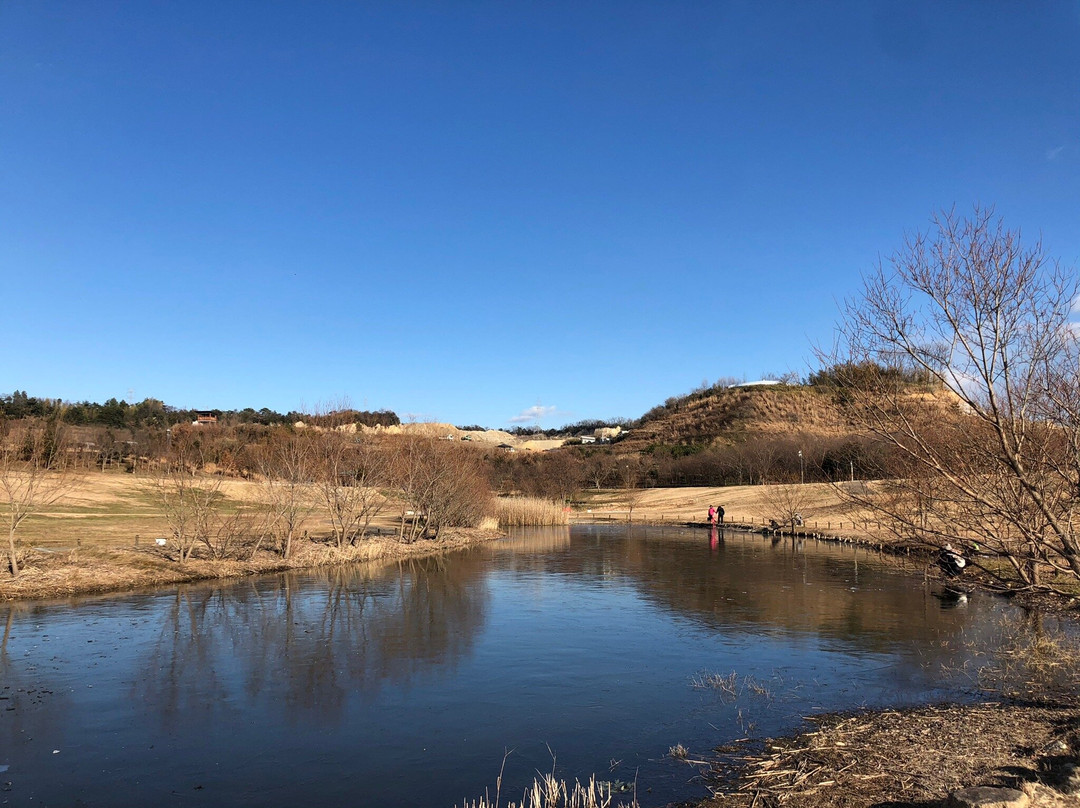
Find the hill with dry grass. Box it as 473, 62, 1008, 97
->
617, 384, 858, 452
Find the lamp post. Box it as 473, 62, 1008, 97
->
798, 450, 804, 484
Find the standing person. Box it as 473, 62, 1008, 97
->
708, 506, 715, 525
717, 505, 725, 525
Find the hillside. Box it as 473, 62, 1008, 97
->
616, 384, 858, 452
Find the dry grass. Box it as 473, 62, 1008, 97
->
458, 773, 637, 808
574, 483, 885, 539
0, 526, 504, 601
704, 702, 1080, 808
966, 615, 1080, 704
702, 615, 1080, 807
692, 670, 740, 696
623, 387, 855, 452
494, 497, 570, 527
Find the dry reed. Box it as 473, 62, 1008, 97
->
494, 497, 569, 527
458, 773, 636, 808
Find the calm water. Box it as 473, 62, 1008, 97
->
0, 525, 1024, 807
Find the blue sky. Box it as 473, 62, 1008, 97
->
2, 2, 1078, 427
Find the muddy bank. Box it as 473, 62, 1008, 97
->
696, 701, 1080, 808
0, 528, 504, 602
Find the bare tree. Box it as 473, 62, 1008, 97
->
258, 428, 317, 560
760, 483, 810, 534
147, 426, 234, 563
620, 458, 645, 522
0, 417, 81, 576
585, 452, 617, 491
515, 451, 585, 502
827, 206, 1080, 588
390, 435, 490, 542
312, 430, 387, 548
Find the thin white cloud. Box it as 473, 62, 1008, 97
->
508, 404, 558, 424
1061, 321, 1080, 337
1046, 145, 1066, 161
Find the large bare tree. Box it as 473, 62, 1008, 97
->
828, 206, 1080, 588
258, 428, 317, 560
1, 417, 81, 576
312, 430, 387, 548
147, 425, 237, 564
389, 435, 490, 542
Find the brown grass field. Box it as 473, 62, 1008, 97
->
574, 482, 887, 539
15, 473, 888, 549
13, 472, 410, 548
0, 471, 500, 601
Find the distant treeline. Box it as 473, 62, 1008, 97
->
0, 391, 400, 430
487, 432, 892, 498
494, 418, 632, 438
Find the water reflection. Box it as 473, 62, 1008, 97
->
134, 555, 491, 726
0, 526, 1035, 808
557, 525, 978, 655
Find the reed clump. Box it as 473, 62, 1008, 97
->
494, 497, 569, 527
971, 615, 1080, 703
458, 773, 636, 808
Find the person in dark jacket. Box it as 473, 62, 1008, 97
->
937, 543, 968, 577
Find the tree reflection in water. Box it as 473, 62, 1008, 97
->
0, 526, 1059, 808
132, 554, 490, 727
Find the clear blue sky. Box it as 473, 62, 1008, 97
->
2, 2, 1078, 427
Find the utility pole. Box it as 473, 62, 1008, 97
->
798, 450, 804, 484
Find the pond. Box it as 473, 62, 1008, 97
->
0, 525, 1030, 807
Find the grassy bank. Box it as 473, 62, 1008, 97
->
697, 612, 1080, 806
0, 527, 504, 601
1, 471, 504, 601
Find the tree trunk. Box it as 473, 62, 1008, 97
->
7, 528, 18, 576
1026, 554, 1041, 587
